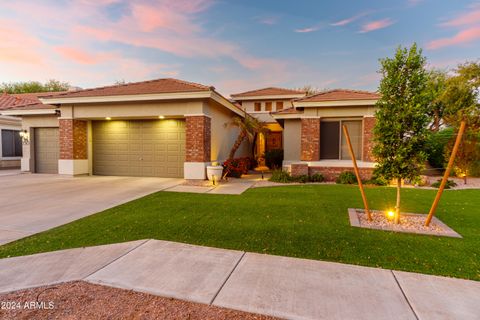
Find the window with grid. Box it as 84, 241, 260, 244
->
1, 129, 22, 157
254, 102, 261, 111
276, 101, 284, 111
265, 102, 272, 111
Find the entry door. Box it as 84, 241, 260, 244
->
92, 120, 185, 178
34, 128, 59, 173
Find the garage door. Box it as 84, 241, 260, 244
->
92, 120, 185, 178
34, 127, 59, 174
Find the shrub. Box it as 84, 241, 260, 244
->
425, 128, 454, 170
223, 157, 252, 178
309, 173, 325, 183
431, 179, 457, 189
269, 170, 292, 183
292, 175, 309, 183
364, 170, 389, 186
336, 171, 357, 184
264, 149, 284, 169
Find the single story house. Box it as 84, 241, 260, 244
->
230, 87, 306, 161
1, 78, 249, 179
272, 89, 379, 181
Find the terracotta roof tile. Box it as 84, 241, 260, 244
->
297, 89, 380, 102
0, 93, 37, 110
271, 107, 303, 115
231, 87, 306, 98
42, 78, 213, 99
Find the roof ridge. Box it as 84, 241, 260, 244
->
231, 86, 305, 97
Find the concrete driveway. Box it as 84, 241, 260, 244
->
0, 173, 182, 245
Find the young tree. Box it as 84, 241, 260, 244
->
373, 44, 430, 223
225, 115, 266, 159
425, 69, 448, 131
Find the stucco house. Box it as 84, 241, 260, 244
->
1, 78, 249, 179
230, 87, 306, 161
272, 89, 379, 181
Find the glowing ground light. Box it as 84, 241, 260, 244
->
387, 210, 395, 219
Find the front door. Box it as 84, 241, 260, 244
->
266, 131, 282, 151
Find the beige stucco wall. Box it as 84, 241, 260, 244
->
283, 119, 301, 161
303, 105, 376, 118
241, 99, 294, 124
60, 100, 205, 119
205, 101, 250, 162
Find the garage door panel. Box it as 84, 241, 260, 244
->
34, 127, 59, 174
93, 120, 185, 178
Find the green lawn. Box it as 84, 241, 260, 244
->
1, 185, 479, 280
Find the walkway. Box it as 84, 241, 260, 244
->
1, 240, 478, 320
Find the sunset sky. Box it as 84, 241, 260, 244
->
1, 0, 479, 95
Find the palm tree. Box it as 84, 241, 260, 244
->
226, 115, 266, 159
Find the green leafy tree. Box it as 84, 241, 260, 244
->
0, 79, 69, 93
425, 69, 448, 131
225, 115, 266, 159
373, 44, 430, 223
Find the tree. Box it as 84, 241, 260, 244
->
225, 115, 266, 159
425, 69, 448, 131
440, 61, 480, 183
0, 79, 70, 93
296, 85, 322, 96
373, 43, 430, 223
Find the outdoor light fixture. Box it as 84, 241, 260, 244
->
386, 210, 395, 220
158, 115, 165, 119
19, 129, 30, 145
105, 117, 112, 120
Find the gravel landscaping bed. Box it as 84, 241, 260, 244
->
349, 209, 462, 238
0, 281, 278, 320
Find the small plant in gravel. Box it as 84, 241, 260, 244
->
431, 179, 457, 189
336, 171, 357, 184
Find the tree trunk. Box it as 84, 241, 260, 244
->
229, 130, 246, 159
433, 110, 440, 132
395, 178, 401, 224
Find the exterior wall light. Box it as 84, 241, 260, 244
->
105, 117, 112, 120
158, 115, 165, 119
19, 129, 30, 145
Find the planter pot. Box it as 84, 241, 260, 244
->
206, 166, 224, 181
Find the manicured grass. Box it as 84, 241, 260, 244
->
1, 185, 479, 280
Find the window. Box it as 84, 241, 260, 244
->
276, 101, 284, 111
265, 102, 272, 111
254, 102, 261, 111
1, 129, 22, 157
320, 120, 362, 160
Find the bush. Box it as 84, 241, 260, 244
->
425, 128, 454, 170
223, 157, 252, 178
364, 170, 389, 186
292, 175, 309, 183
309, 173, 325, 182
336, 171, 357, 184
264, 149, 284, 169
430, 179, 457, 189
269, 170, 292, 183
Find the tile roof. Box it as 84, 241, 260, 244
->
0, 92, 67, 111
0, 93, 37, 110
271, 107, 303, 115
297, 89, 380, 102
42, 78, 213, 99
231, 87, 306, 98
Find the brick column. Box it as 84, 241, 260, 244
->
301, 118, 320, 161
363, 116, 376, 162
185, 116, 211, 162
59, 119, 87, 160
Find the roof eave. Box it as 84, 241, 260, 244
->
231, 94, 306, 101
1, 109, 58, 116
294, 99, 378, 108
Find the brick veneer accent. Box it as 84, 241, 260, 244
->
363, 117, 376, 162
291, 163, 308, 177
59, 119, 87, 160
185, 116, 211, 162
301, 118, 321, 161
309, 166, 374, 182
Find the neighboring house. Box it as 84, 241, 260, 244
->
272, 89, 380, 181
231, 88, 306, 160
1, 78, 249, 179
0, 93, 25, 169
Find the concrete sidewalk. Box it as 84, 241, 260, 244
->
164, 174, 265, 195
1, 240, 479, 320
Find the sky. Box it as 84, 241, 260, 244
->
1, 0, 479, 95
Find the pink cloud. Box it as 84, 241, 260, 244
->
427, 26, 480, 49
295, 26, 321, 33
359, 18, 394, 33
440, 8, 480, 27
331, 12, 368, 27
55, 46, 110, 64
0, 19, 44, 65
256, 16, 279, 25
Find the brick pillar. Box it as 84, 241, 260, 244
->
363, 116, 376, 162
301, 118, 320, 161
185, 116, 211, 162
59, 119, 87, 160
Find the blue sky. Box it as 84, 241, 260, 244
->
0, 0, 479, 95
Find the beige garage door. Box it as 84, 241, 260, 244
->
34, 127, 59, 174
93, 120, 185, 178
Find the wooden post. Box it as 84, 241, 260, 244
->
425, 121, 466, 226
342, 125, 372, 221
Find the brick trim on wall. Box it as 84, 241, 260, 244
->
185, 116, 211, 162
309, 166, 374, 182
59, 119, 88, 160
301, 118, 321, 161
363, 117, 376, 162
